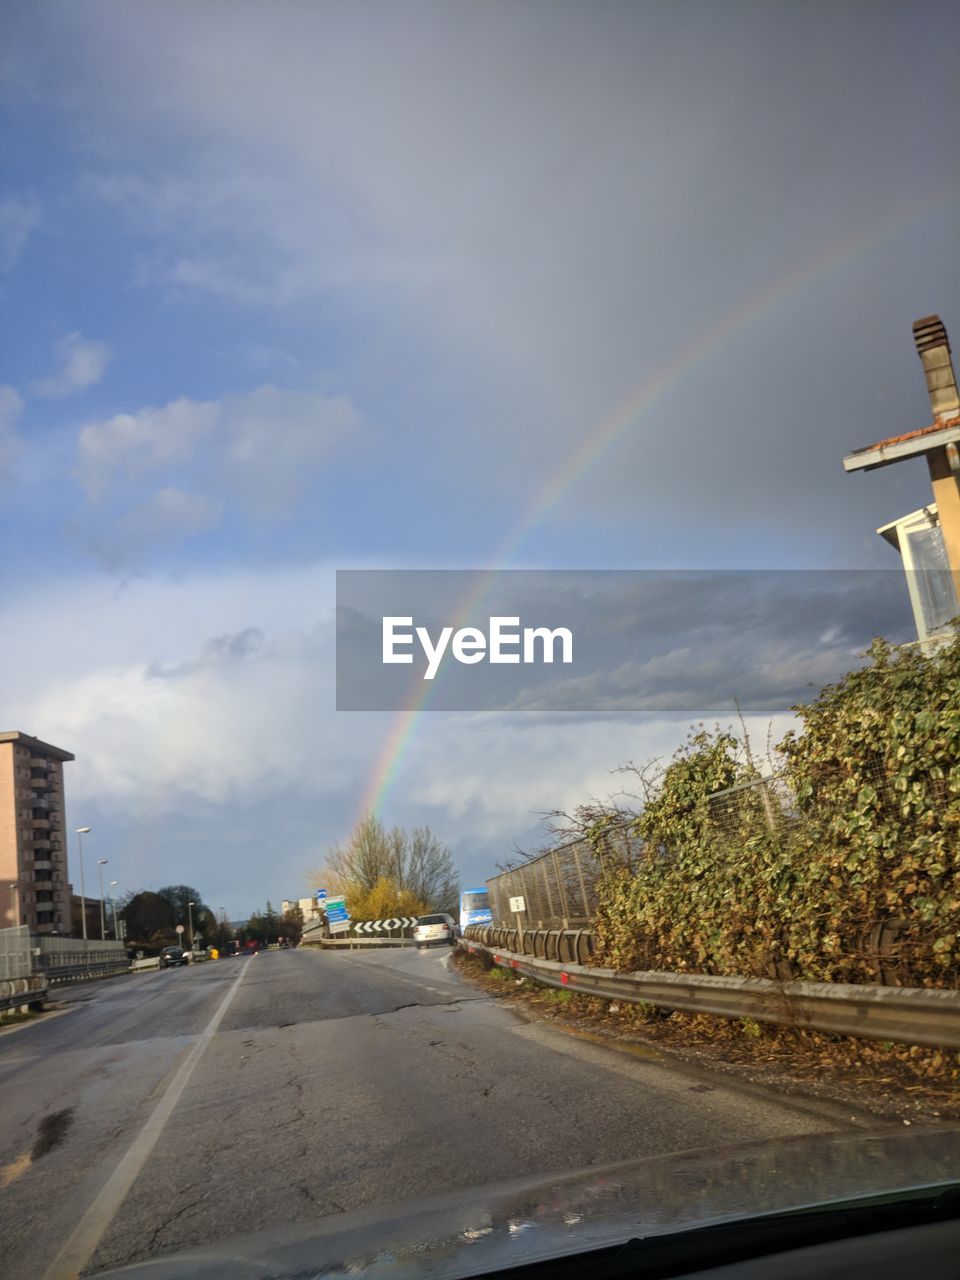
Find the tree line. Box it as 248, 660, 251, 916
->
119, 884, 228, 952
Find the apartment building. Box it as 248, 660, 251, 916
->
281, 897, 323, 922
0, 731, 75, 934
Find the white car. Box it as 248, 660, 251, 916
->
412, 913, 457, 949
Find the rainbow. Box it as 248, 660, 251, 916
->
354, 188, 959, 824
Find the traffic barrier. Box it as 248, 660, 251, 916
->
307, 936, 416, 949
459, 934, 960, 1050
0, 974, 47, 1014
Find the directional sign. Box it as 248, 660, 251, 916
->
353, 917, 418, 935
329, 919, 352, 934
323, 894, 350, 923
315, 889, 328, 901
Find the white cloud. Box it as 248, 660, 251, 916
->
54, 3, 959, 554
116, 487, 221, 549
0, 385, 24, 477
30, 332, 114, 399
76, 385, 361, 512
396, 711, 797, 842
0, 194, 40, 271
77, 397, 219, 498
221, 385, 360, 511
0, 561, 803, 908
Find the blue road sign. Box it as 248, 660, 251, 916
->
316, 889, 327, 900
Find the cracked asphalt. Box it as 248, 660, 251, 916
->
0, 945, 865, 1277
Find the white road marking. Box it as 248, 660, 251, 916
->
43, 960, 250, 1280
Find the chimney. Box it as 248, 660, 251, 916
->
912, 314, 960, 425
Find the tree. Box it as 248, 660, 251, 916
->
120, 891, 176, 946
309, 816, 460, 916
157, 884, 209, 920
280, 903, 304, 945
346, 875, 429, 923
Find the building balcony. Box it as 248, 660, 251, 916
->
29, 757, 50, 769
34, 860, 53, 872
30, 773, 50, 787
31, 818, 51, 830
35, 901, 55, 913
32, 838, 51, 850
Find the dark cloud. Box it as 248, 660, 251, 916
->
337, 569, 915, 712
147, 626, 266, 679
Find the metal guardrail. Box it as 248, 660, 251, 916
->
307, 936, 417, 949
460, 931, 960, 1050
0, 975, 47, 1014
466, 924, 597, 965
41, 958, 130, 986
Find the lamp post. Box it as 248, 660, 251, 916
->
75, 827, 91, 942
218, 907, 226, 953
97, 858, 109, 941
187, 901, 195, 953
110, 880, 120, 940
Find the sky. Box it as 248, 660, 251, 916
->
1, 1, 958, 918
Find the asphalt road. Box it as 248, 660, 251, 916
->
0, 945, 875, 1278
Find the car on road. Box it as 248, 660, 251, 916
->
159, 945, 188, 968
412, 913, 457, 949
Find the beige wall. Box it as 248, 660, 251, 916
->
0, 735, 73, 934
0, 742, 19, 928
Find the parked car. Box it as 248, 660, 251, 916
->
159, 945, 188, 968
412, 913, 457, 949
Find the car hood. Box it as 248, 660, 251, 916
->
94, 1126, 960, 1279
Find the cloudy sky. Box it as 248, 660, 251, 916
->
1, 1, 958, 916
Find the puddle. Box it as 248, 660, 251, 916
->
32, 1107, 74, 1160
558, 1025, 662, 1060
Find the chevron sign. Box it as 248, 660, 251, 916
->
353, 918, 418, 935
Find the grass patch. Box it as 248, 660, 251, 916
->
0, 1008, 41, 1027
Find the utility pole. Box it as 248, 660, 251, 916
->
97, 859, 109, 940
75, 827, 91, 941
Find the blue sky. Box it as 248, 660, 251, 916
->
1, 1, 958, 917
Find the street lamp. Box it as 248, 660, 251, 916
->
97, 858, 109, 940
110, 880, 120, 940
75, 827, 91, 942
187, 901, 195, 953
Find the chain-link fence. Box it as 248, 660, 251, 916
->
485, 760, 954, 986
0, 925, 32, 982
486, 820, 642, 928
703, 761, 952, 844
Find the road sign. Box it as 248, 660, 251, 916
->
353, 917, 417, 935
324, 894, 351, 924
175, 924, 185, 935
508, 896, 526, 913
316, 889, 327, 900
329, 919, 352, 934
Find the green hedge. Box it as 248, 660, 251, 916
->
593, 634, 960, 987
